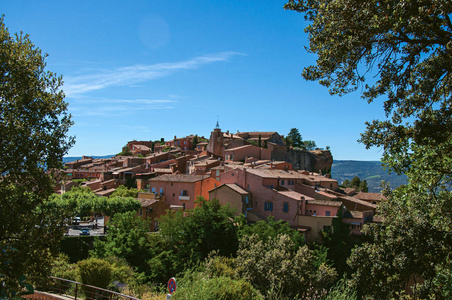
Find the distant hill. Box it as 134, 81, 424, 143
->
331, 160, 407, 193
63, 155, 115, 164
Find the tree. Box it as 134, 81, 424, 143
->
238, 216, 304, 249
285, 1, 452, 298
349, 176, 361, 189
0, 16, 74, 293
192, 135, 198, 150
286, 128, 303, 148
118, 145, 132, 156
347, 151, 452, 299
358, 180, 369, 193
48, 187, 141, 218
159, 198, 238, 263
92, 212, 151, 275
284, 0, 452, 174
303, 140, 317, 150
110, 185, 141, 198
236, 234, 337, 299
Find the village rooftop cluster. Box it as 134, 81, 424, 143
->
58, 125, 385, 242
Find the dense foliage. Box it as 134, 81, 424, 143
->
285, 0, 452, 170
0, 15, 74, 295
109, 185, 142, 199
237, 234, 336, 299
92, 211, 152, 275
342, 176, 369, 192
285, 127, 318, 150
48, 186, 141, 218
157, 197, 239, 267
286, 0, 452, 298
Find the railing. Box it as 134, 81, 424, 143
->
44, 276, 140, 300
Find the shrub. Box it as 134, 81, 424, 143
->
77, 258, 112, 290
51, 254, 78, 281
173, 276, 263, 300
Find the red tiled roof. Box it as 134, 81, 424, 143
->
224, 183, 249, 194
150, 174, 210, 183
306, 199, 343, 207
354, 192, 387, 201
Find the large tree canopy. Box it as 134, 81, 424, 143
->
285, 1, 452, 298
285, 0, 452, 173
0, 15, 74, 294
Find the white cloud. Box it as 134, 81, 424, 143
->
63, 52, 242, 96
69, 97, 177, 117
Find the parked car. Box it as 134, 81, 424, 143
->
79, 228, 90, 236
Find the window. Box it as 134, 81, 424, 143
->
281, 179, 285, 185
151, 187, 156, 193
267, 185, 274, 189
182, 203, 186, 210
264, 202, 273, 211
326, 211, 331, 216
245, 196, 249, 204
181, 190, 188, 196
283, 203, 289, 213
323, 226, 331, 232
159, 188, 163, 194
216, 170, 220, 176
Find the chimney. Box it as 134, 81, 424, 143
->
226, 130, 229, 135
174, 135, 177, 140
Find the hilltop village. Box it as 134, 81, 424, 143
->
58, 125, 385, 242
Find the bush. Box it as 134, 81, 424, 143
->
77, 258, 112, 289
203, 252, 238, 279
103, 256, 137, 292
173, 276, 263, 300
51, 254, 78, 283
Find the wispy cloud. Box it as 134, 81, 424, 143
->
63, 51, 243, 96
69, 98, 177, 117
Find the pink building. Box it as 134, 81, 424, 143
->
218, 168, 344, 241
146, 174, 220, 210
224, 145, 271, 162
219, 168, 315, 226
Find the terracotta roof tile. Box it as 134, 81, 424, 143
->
150, 174, 210, 183
306, 199, 343, 207
354, 192, 387, 201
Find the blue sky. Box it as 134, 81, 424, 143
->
2, 0, 387, 160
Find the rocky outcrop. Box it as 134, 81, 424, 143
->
272, 149, 333, 173
309, 150, 333, 174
